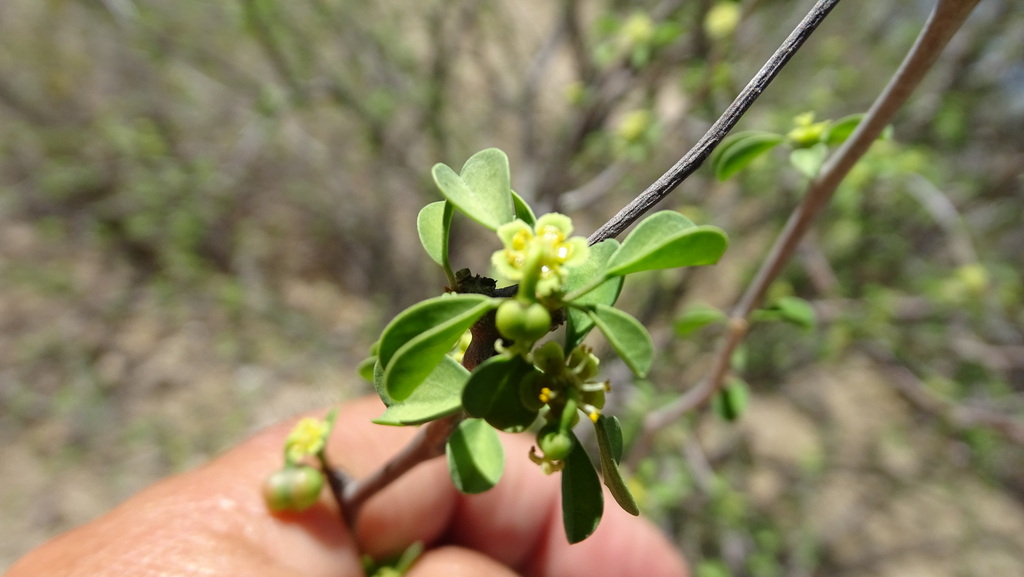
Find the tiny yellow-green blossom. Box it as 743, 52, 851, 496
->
491, 213, 590, 297
286, 417, 330, 463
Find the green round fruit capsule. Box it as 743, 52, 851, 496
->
537, 425, 573, 461
262, 465, 325, 512
495, 300, 552, 343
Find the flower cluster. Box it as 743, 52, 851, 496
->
524, 342, 611, 473
492, 213, 589, 298
285, 417, 331, 464
265, 411, 337, 513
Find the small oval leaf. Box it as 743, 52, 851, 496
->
511, 190, 536, 226
594, 415, 639, 516
605, 211, 729, 277
357, 356, 376, 383
561, 432, 604, 544
789, 143, 829, 178
372, 358, 393, 407
447, 418, 505, 494
462, 355, 539, 432
711, 131, 785, 181
381, 295, 498, 400
824, 113, 865, 146
416, 201, 452, 267
564, 239, 623, 350
378, 294, 493, 370
432, 149, 514, 231
776, 296, 816, 330
374, 356, 469, 426
674, 304, 728, 337
586, 304, 653, 379
712, 378, 750, 422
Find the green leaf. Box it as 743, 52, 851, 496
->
431, 148, 514, 231
377, 294, 492, 370
594, 415, 639, 516
462, 355, 540, 432
824, 113, 864, 146
775, 296, 816, 330
586, 304, 653, 378
379, 295, 498, 400
511, 190, 536, 226
712, 378, 749, 422
711, 131, 785, 181
446, 418, 504, 494
357, 356, 376, 383
789, 143, 829, 178
825, 113, 893, 145
416, 201, 453, 267
674, 304, 728, 337
564, 239, 623, 350
372, 359, 393, 407
561, 432, 604, 544
374, 356, 469, 426
605, 211, 729, 277
602, 415, 624, 463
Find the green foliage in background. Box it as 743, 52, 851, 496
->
2, 0, 1022, 572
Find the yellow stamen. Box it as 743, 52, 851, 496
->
512, 229, 532, 250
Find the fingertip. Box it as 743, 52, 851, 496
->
444, 433, 561, 569
528, 490, 689, 577
406, 545, 521, 577
352, 458, 457, 559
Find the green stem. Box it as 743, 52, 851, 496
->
517, 241, 546, 302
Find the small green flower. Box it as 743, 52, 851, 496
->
528, 342, 611, 462
285, 417, 330, 464
491, 213, 590, 297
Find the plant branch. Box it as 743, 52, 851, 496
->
627, 0, 983, 467
339, 414, 462, 528
588, 0, 841, 245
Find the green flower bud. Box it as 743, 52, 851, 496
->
495, 300, 551, 343
568, 345, 600, 381
533, 341, 565, 374
583, 387, 606, 411
537, 424, 573, 461
262, 465, 325, 512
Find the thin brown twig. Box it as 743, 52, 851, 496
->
627, 0, 983, 469
339, 414, 462, 528
588, 0, 842, 245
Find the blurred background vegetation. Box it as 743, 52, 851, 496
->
1, 0, 1022, 574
